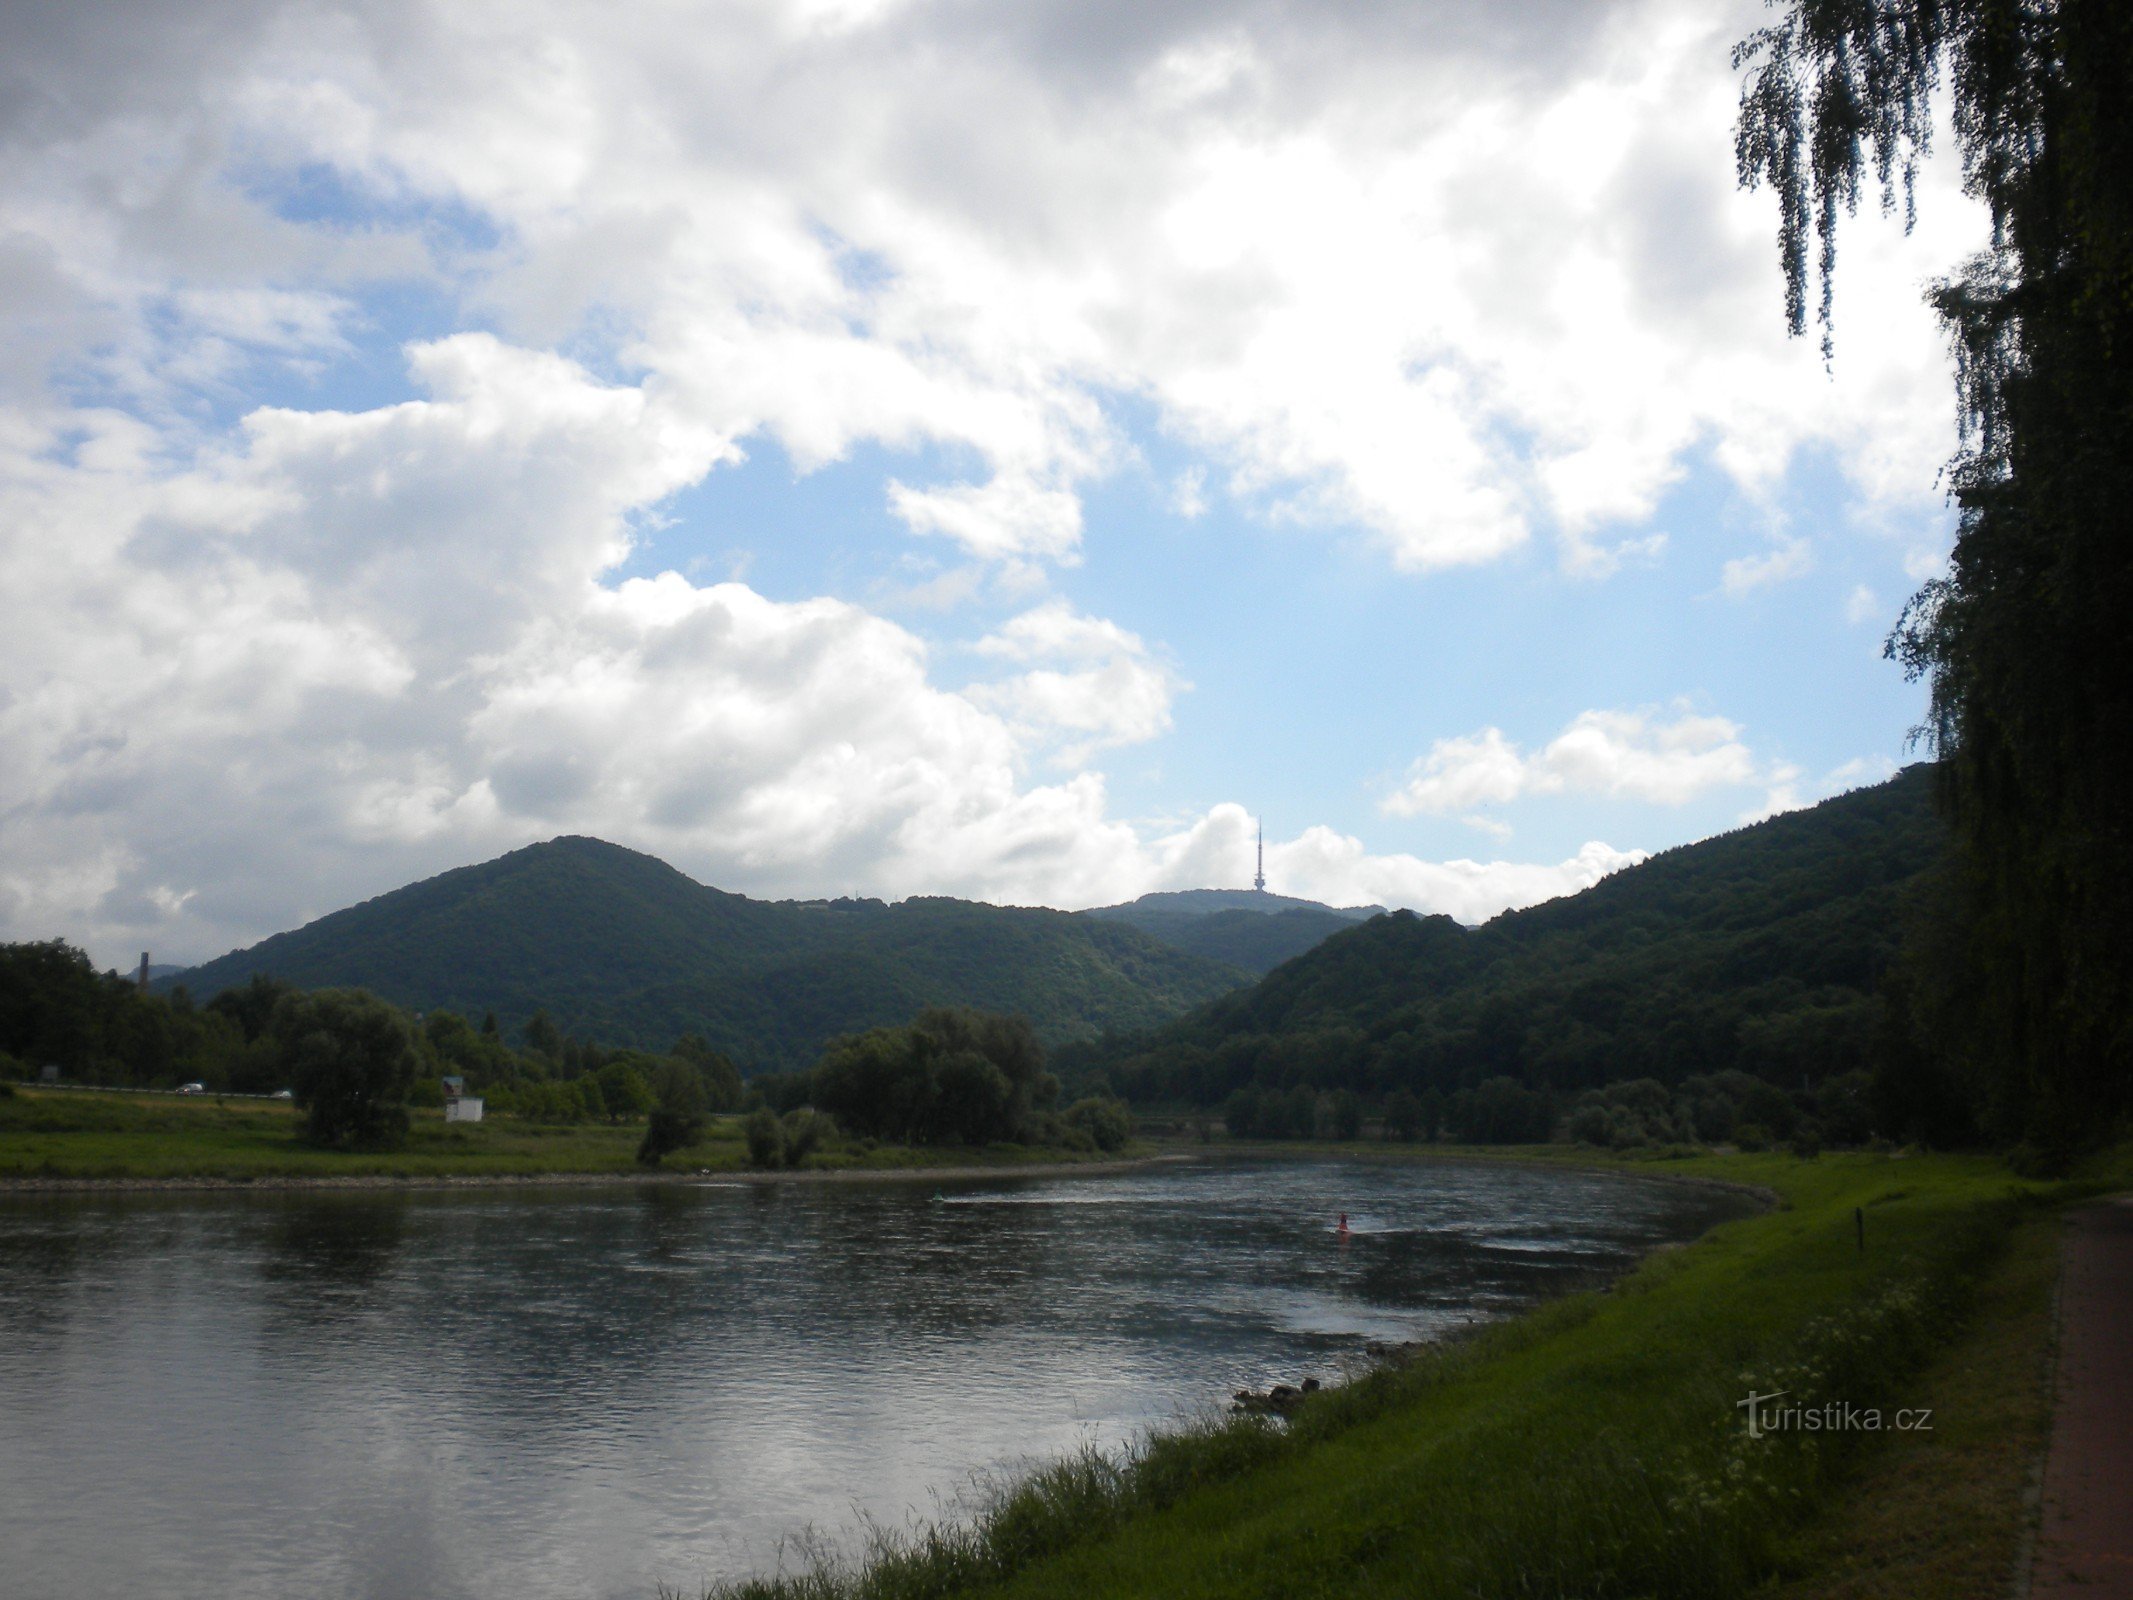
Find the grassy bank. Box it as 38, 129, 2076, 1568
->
695, 1147, 2125, 1600
0, 1086, 1144, 1183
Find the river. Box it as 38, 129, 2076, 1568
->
0, 1157, 1754, 1598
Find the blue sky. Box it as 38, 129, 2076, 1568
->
0, 0, 1976, 966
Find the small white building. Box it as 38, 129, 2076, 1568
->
440, 1075, 483, 1122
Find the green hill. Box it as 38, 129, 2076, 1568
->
1080, 889, 1383, 974
163, 838, 1250, 1070
1090, 766, 1947, 1105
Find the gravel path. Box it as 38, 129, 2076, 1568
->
2029, 1197, 2133, 1599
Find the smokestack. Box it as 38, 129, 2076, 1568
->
138, 953, 150, 992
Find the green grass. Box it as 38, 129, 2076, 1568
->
0, 1087, 1146, 1181
693, 1148, 2099, 1600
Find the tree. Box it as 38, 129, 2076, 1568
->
637, 1061, 707, 1166
522, 1009, 562, 1060
1736, 3, 2133, 1155
273, 989, 422, 1149
1384, 1088, 1425, 1142
597, 1061, 654, 1121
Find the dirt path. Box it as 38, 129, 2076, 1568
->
2029, 1197, 2133, 1598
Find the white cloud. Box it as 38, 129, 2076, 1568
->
0, 0, 1976, 577
1384, 708, 1759, 817
0, 0, 1977, 963
968, 600, 1182, 765
1845, 583, 1881, 624
0, 340, 1630, 960
887, 475, 1084, 565
1721, 536, 1814, 596
1123, 803, 1640, 925
1272, 829, 1645, 925
1169, 466, 1209, 520
1741, 753, 1899, 823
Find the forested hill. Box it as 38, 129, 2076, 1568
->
1080, 889, 1385, 974
1088, 765, 1947, 1106
163, 838, 1249, 1069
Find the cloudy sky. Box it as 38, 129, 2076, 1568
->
1, 0, 1979, 970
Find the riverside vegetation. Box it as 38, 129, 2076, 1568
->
0, 940, 1138, 1176
677, 1143, 2131, 1600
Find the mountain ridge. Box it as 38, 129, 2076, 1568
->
162, 837, 1250, 1070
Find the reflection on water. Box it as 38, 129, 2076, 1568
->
0, 1159, 1753, 1599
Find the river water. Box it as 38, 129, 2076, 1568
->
0, 1158, 1752, 1598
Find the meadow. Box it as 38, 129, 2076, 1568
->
0, 1085, 1139, 1182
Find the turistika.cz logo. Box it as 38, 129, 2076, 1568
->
1736, 1390, 1933, 1439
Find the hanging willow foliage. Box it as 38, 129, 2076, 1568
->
1735, 0, 2132, 1155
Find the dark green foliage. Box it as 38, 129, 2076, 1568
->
1095, 772, 1947, 1133
1383, 1088, 1425, 1141
163, 837, 1246, 1070
637, 1061, 709, 1166
597, 1061, 653, 1121
205, 974, 294, 1044
811, 1007, 1058, 1145
1081, 893, 1378, 975
1446, 1077, 1554, 1144
672, 1035, 745, 1110
1061, 1095, 1133, 1152
1737, 3, 2133, 1153
273, 989, 421, 1149
0, 940, 249, 1089
741, 1106, 783, 1168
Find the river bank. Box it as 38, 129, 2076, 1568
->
0, 1085, 1161, 1189
0, 1151, 1191, 1194
695, 1147, 2133, 1600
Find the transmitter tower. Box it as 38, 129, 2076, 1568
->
1254, 821, 1267, 893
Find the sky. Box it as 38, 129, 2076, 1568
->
0, 0, 1982, 971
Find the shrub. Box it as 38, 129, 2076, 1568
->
780, 1107, 833, 1166
743, 1106, 784, 1168
1063, 1095, 1133, 1152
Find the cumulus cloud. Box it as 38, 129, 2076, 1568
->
1384, 708, 1760, 817
0, 332, 1633, 961
1721, 536, 1814, 596
0, 0, 1972, 962
0, 0, 1974, 568
1125, 804, 1640, 925
967, 600, 1183, 765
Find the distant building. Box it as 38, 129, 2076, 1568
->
441, 1075, 484, 1123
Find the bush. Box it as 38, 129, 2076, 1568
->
780, 1107, 834, 1166
743, 1106, 784, 1168
1063, 1096, 1133, 1152
636, 1104, 705, 1165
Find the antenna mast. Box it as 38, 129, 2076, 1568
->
1253, 820, 1266, 893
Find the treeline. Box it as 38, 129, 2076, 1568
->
746, 1007, 1133, 1164
1215, 1068, 1863, 1155
1, 939, 1128, 1163
1061, 770, 1954, 1147
0, 939, 745, 1124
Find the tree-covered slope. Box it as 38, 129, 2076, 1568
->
164, 838, 1249, 1068
1080, 889, 1384, 974
1093, 766, 1947, 1105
